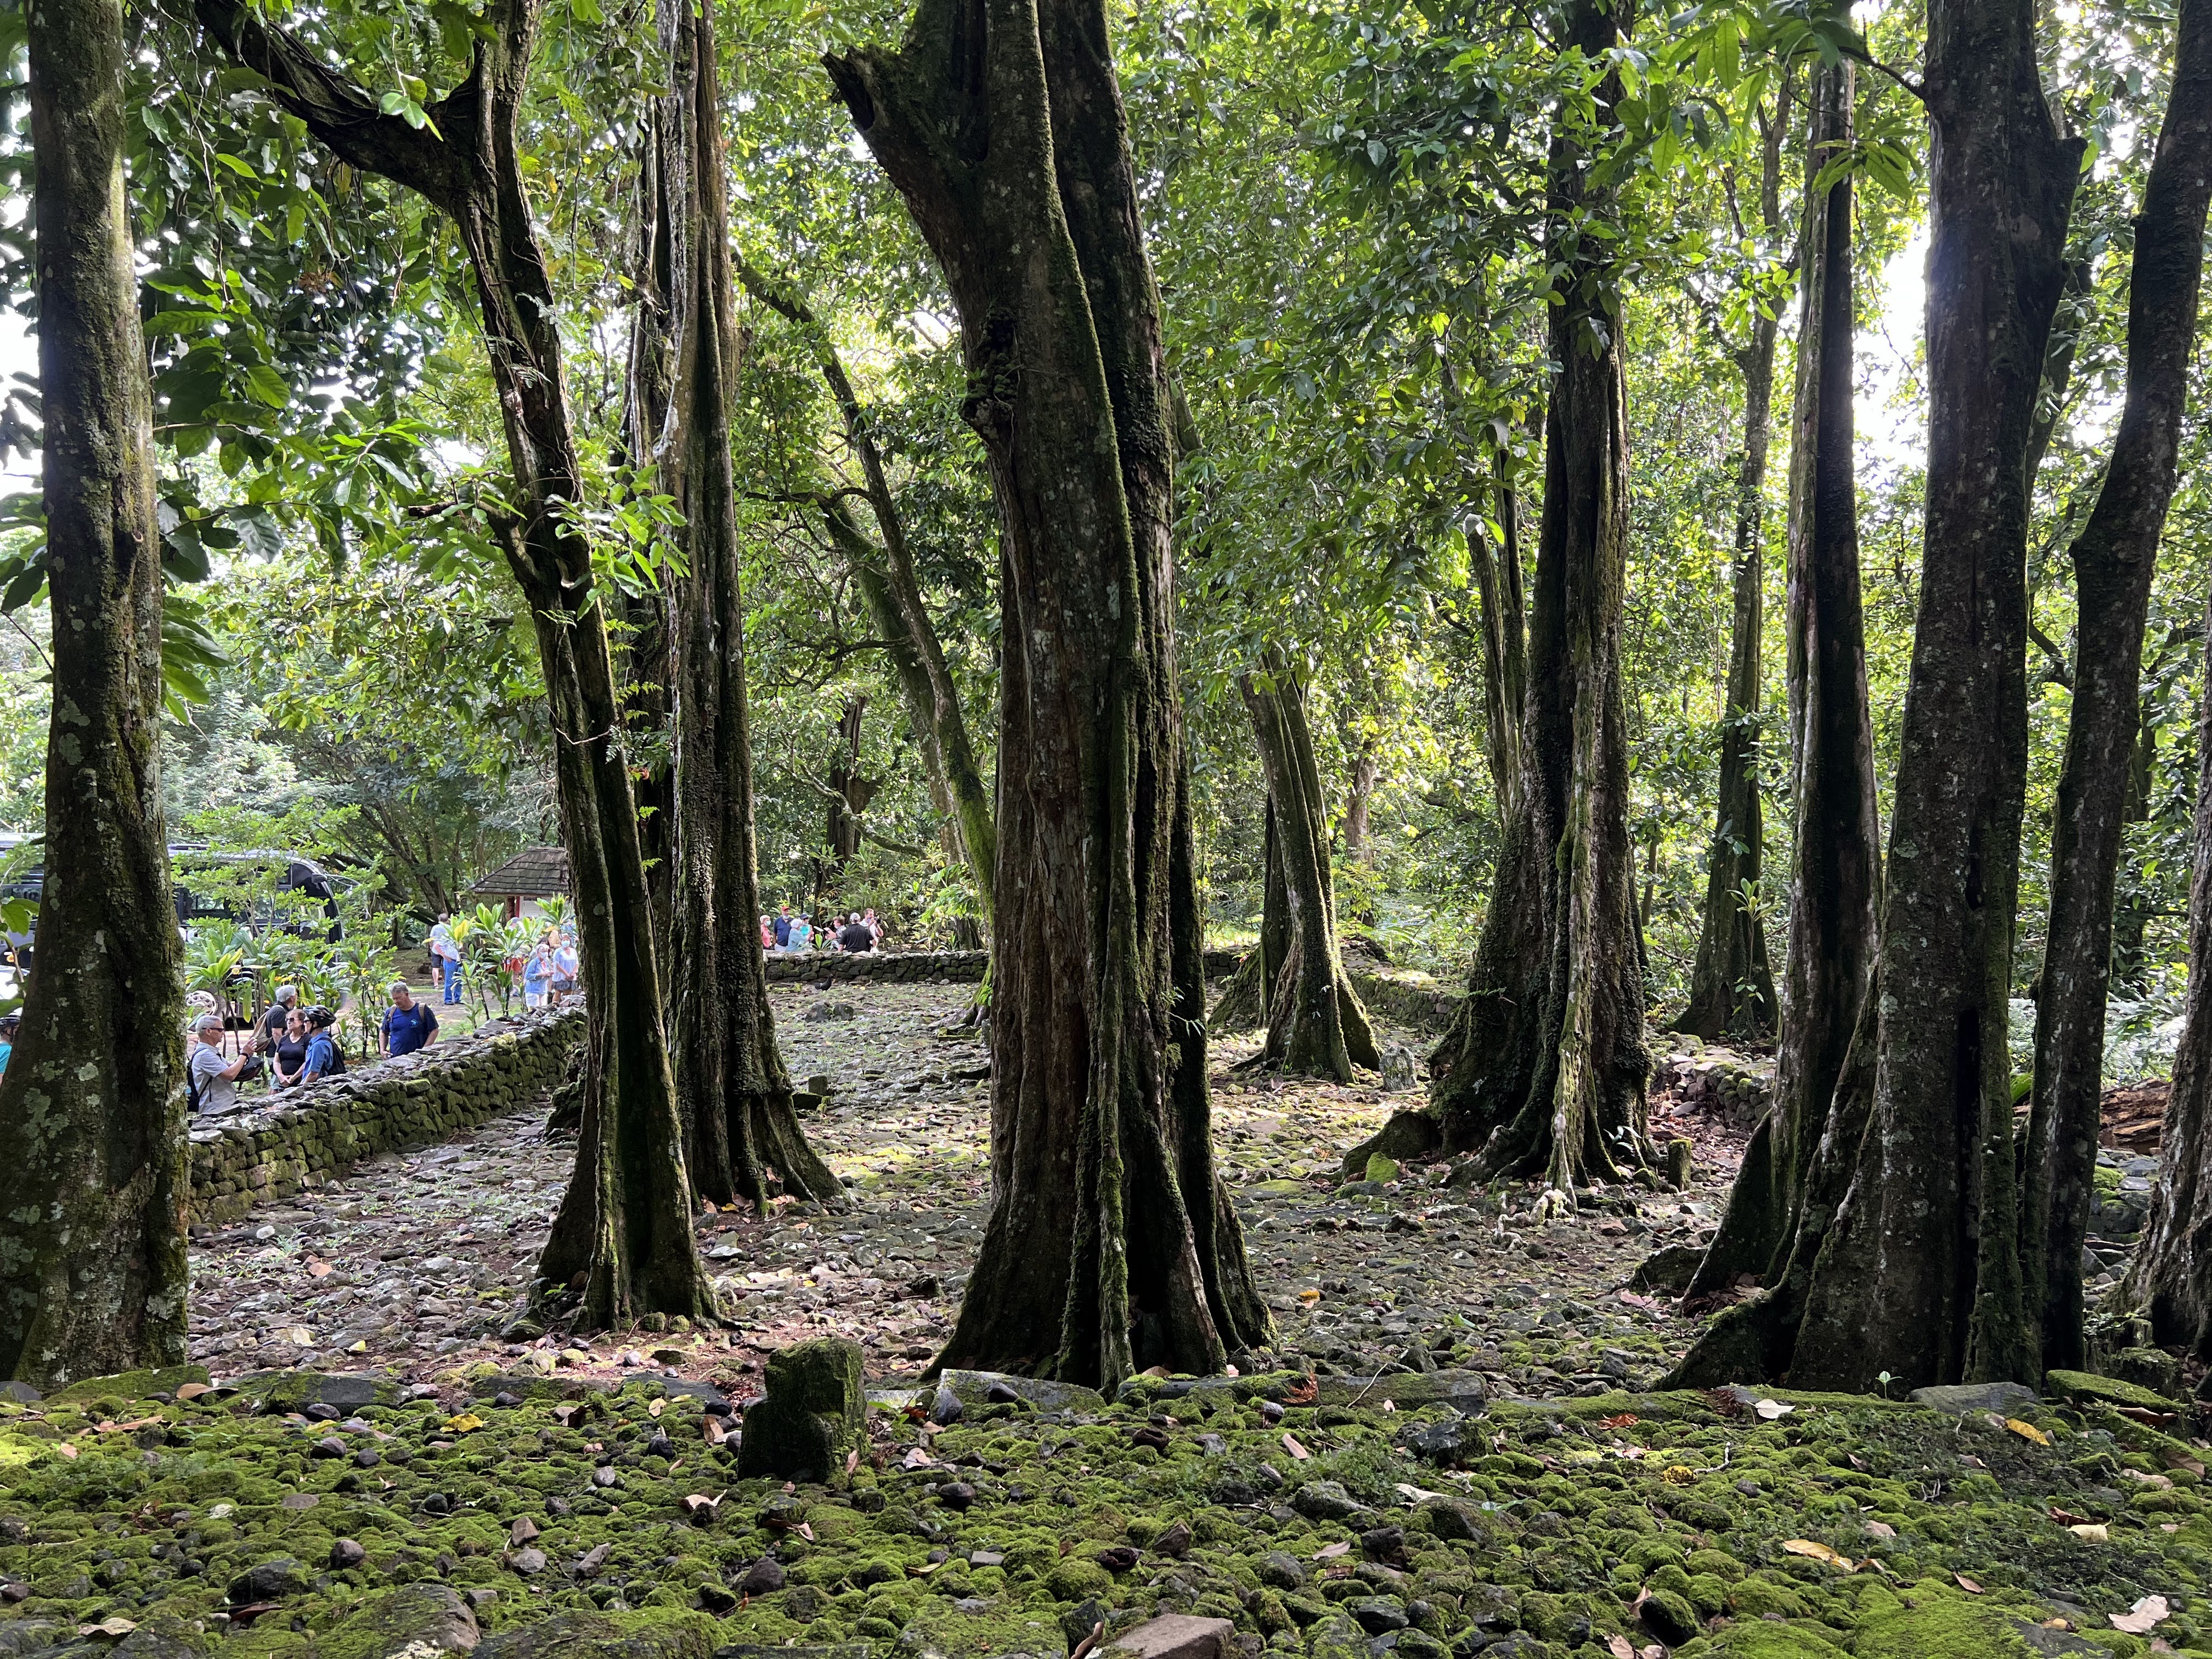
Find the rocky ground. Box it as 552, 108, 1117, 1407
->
3, 981, 2209, 1658
178, 983, 1737, 1399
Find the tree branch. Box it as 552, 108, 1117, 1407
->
191, 0, 473, 210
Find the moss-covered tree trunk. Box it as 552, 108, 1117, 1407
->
1681, 60, 1881, 1312
1468, 456, 1528, 821
1675, 94, 1787, 1042
633, 0, 842, 1214
1209, 801, 1287, 1034
2125, 590, 2212, 1359
736, 262, 998, 928
0, 0, 189, 1388
827, 0, 1268, 1388
1426, 0, 1652, 1197
200, 0, 715, 1328
2028, 0, 2211, 1372
1782, 0, 2083, 1392
1238, 657, 1378, 1080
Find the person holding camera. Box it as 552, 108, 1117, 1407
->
187, 1013, 256, 1114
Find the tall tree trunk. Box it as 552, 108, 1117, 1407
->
619, 590, 679, 981
827, 0, 1268, 1387
2125, 590, 2212, 1359
1425, 0, 1652, 1197
2027, 0, 2212, 1373
1675, 95, 1786, 1040
736, 262, 998, 924
825, 697, 873, 881
1209, 799, 1286, 1033
1238, 656, 1379, 1080
200, 0, 715, 1328
1342, 742, 1381, 868
1682, 62, 1883, 1314
635, 0, 842, 1212
1468, 450, 1528, 820
0, 0, 189, 1387
1782, 0, 2083, 1392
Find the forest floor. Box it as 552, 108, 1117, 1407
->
2, 983, 2209, 1659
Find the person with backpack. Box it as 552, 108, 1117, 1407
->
301, 1007, 347, 1083
188, 1012, 253, 1114
382, 980, 439, 1056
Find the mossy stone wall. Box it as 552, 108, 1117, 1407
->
186, 1009, 585, 1222
761, 951, 988, 985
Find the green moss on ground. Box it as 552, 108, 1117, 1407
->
3, 1368, 2211, 1656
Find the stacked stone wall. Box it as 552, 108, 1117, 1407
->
188, 1009, 584, 1222
763, 950, 988, 985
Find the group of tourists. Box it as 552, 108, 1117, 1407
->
423, 912, 578, 1009
182, 977, 446, 1116
762, 904, 883, 955
520, 930, 580, 1009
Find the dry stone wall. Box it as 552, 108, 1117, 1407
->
761, 950, 987, 985
187, 1009, 584, 1223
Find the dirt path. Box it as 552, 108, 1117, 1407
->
187, 981, 1743, 1395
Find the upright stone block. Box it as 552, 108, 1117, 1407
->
736, 1338, 866, 1483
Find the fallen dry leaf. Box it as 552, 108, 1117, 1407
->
2003, 1417, 2051, 1446
443, 1413, 484, 1435
680, 1493, 721, 1519
1282, 1432, 1311, 1461
54, 1443, 76, 1460
75, 1618, 136, 1638
648, 1399, 665, 1419
2112, 1595, 2171, 1634
1781, 1539, 1853, 1570
1313, 1542, 1351, 1560
307, 1260, 332, 1279
1753, 1398, 1796, 1421
2067, 1524, 2110, 1544
173, 1384, 210, 1401
1284, 1375, 1318, 1406
1862, 1520, 1895, 1539
2048, 1506, 2091, 1526
1598, 1414, 1640, 1430
1956, 1575, 1983, 1594
1605, 1637, 1636, 1659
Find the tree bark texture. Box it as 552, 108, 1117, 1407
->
1238, 657, 1379, 1080
0, 0, 190, 1387
1469, 456, 1528, 820
1208, 800, 1286, 1034
2125, 589, 2212, 1359
736, 262, 999, 926
1426, 0, 1652, 1197
1675, 95, 1786, 1042
199, 0, 715, 1327
2028, 0, 2212, 1373
1685, 60, 1881, 1307
634, 0, 842, 1214
1786, 0, 2083, 1392
827, 0, 1267, 1387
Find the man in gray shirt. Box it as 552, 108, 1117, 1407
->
188, 1013, 252, 1114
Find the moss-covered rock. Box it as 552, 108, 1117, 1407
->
735, 1339, 864, 1483
2044, 1369, 2183, 1411
43, 1367, 208, 1406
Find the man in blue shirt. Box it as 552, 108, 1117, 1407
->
382, 981, 439, 1057
772, 905, 792, 950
